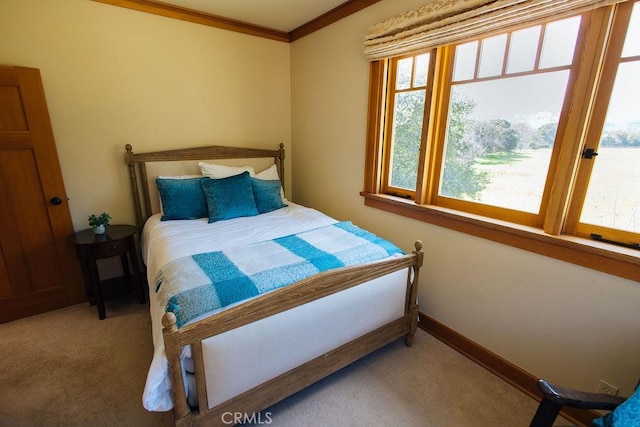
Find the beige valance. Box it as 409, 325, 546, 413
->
364, 0, 627, 60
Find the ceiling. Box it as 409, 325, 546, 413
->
157, 0, 349, 33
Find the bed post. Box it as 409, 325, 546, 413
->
278, 143, 285, 197
125, 144, 145, 231
162, 313, 193, 426
405, 240, 423, 347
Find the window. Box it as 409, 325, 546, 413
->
566, 1, 640, 242
363, 1, 640, 281
383, 52, 432, 196
437, 17, 579, 225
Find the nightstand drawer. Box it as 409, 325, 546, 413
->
91, 239, 129, 259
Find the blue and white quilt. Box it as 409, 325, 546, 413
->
154, 221, 404, 328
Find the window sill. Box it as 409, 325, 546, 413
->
361, 192, 640, 282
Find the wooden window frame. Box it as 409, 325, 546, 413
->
362, 2, 640, 283
381, 51, 435, 199
565, 1, 639, 243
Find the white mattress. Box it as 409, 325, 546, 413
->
141, 203, 406, 411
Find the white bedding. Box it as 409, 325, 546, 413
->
141, 203, 408, 412
142, 203, 338, 411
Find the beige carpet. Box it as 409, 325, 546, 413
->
0, 297, 547, 426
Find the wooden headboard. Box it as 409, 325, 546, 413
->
125, 143, 285, 230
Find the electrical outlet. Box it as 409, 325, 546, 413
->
597, 380, 619, 396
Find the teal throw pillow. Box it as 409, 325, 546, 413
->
156, 177, 208, 221
592, 387, 640, 427
200, 172, 259, 223
251, 178, 287, 214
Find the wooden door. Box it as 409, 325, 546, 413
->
0, 65, 84, 323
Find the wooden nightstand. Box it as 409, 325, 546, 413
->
68, 224, 145, 319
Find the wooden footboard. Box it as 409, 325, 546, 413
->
162, 242, 423, 427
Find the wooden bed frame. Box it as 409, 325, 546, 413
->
125, 143, 423, 427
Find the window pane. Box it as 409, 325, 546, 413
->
478, 34, 507, 78
440, 71, 570, 212
396, 57, 413, 90
622, 2, 640, 57
539, 16, 580, 69
507, 26, 540, 73
580, 62, 640, 232
413, 53, 430, 87
453, 41, 478, 82
389, 90, 425, 190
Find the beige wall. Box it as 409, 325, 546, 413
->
0, 0, 291, 230
290, 0, 640, 397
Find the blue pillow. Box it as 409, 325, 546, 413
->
592, 387, 640, 427
251, 178, 288, 214
156, 177, 208, 221
200, 172, 259, 223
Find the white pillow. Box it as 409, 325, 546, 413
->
255, 164, 287, 203
255, 164, 279, 180
198, 162, 256, 178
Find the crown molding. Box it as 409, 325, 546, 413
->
289, 0, 382, 42
91, 0, 382, 42
91, 0, 290, 42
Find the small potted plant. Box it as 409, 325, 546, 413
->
88, 212, 111, 235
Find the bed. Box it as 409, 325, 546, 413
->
125, 143, 423, 426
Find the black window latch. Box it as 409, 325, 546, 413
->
591, 233, 640, 250
582, 148, 599, 159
